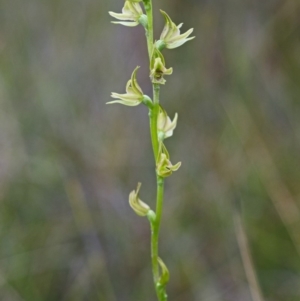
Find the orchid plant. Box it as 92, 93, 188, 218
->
108, 1, 194, 300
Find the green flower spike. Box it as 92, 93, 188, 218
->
156, 143, 181, 178
150, 48, 173, 85
108, 67, 152, 106
129, 183, 152, 217
157, 105, 178, 141
156, 10, 195, 50
109, 1, 146, 27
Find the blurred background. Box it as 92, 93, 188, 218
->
0, 0, 300, 300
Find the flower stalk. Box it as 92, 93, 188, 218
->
108, 1, 194, 300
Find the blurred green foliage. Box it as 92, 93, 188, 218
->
0, 0, 300, 300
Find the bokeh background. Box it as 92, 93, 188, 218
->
0, 0, 300, 300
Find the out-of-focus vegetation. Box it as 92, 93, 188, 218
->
0, 0, 300, 300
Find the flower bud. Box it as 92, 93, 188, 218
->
150, 48, 173, 85
129, 183, 152, 217
109, 1, 146, 27
157, 105, 178, 140
156, 10, 195, 50
157, 257, 170, 286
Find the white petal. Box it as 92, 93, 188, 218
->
165, 113, 178, 138
109, 11, 134, 21
111, 92, 140, 101
168, 28, 194, 43
106, 100, 140, 106
167, 36, 195, 49
171, 161, 181, 171
111, 21, 139, 27
132, 3, 143, 15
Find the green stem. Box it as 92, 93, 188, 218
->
143, 0, 154, 59
149, 109, 159, 160
149, 85, 164, 301
149, 84, 160, 160
151, 176, 165, 299
143, 0, 158, 161
143, 1, 168, 300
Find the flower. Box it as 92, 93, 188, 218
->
156, 10, 195, 50
150, 48, 173, 84
109, 1, 146, 27
129, 183, 151, 216
107, 66, 149, 106
157, 105, 178, 140
156, 143, 181, 177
